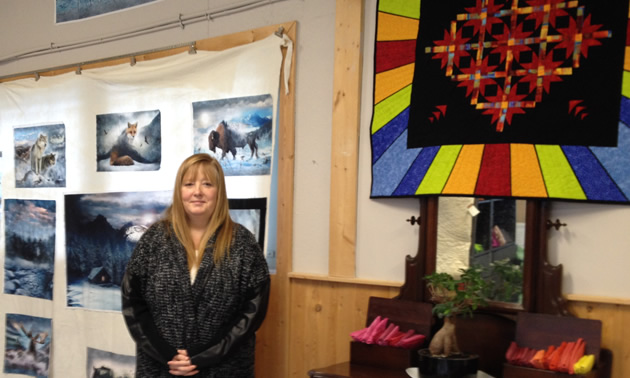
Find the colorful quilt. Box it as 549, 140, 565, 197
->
370, 0, 630, 203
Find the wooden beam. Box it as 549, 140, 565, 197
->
257, 20, 297, 378
328, 0, 364, 277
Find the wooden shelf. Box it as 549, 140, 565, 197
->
503, 363, 597, 378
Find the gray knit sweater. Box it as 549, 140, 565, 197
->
122, 221, 270, 377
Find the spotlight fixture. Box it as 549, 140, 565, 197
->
130, 56, 137, 66
188, 44, 197, 55
34, 72, 40, 81
75, 66, 82, 75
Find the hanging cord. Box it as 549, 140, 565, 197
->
0, 0, 289, 79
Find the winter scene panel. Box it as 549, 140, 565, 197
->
193, 94, 273, 176
14, 124, 66, 188
4, 199, 56, 300
65, 191, 171, 311
4, 313, 52, 378
56, 0, 157, 23
96, 110, 162, 172
86, 347, 135, 378
0, 151, 3, 204
229, 198, 266, 251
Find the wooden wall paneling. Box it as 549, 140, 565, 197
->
289, 277, 400, 377
568, 300, 630, 378
328, 0, 364, 277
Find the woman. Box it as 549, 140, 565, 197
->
122, 153, 270, 377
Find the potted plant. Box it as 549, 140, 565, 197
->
418, 266, 489, 378
483, 257, 523, 303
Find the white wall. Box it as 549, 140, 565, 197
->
549, 201, 630, 298
1, 0, 629, 300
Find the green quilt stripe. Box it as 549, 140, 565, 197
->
378, 0, 420, 19
622, 71, 630, 98
416, 145, 462, 194
371, 84, 412, 134
536, 145, 586, 200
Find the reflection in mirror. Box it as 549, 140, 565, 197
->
436, 197, 525, 306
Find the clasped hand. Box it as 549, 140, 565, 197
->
167, 349, 199, 376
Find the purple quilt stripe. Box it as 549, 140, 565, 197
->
620, 96, 630, 128
392, 146, 440, 196
372, 107, 410, 163
371, 129, 422, 197
562, 145, 627, 202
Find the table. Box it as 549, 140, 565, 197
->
308, 363, 499, 378
308, 362, 410, 378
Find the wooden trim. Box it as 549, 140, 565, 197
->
566, 294, 630, 305
328, 0, 364, 277
397, 197, 437, 302
0, 23, 293, 82
253, 22, 297, 378
289, 272, 403, 288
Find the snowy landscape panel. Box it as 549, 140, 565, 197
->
193, 94, 274, 176
4, 199, 56, 300
0, 151, 3, 204
96, 110, 162, 172
56, 0, 157, 23
229, 198, 266, 250
86, 347, 135, 378
65, 191, 171, 311
14, 124, 66, 188
4, 313, 52, 378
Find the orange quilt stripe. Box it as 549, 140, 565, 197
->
510, 144, 548, 197
442, 144, 484, 194
377, 13, 419, 42
374, 63, 415, 104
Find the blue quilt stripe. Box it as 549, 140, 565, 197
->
371, 129, 422, 196
393, 146, 440, 196
591, 122, 630, 202
372, 107, 410, 164
562, 145, 627, 202
620, 96, 630, 128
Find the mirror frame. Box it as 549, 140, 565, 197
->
397, 196, 570, 316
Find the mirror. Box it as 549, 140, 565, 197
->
397, 196, 570, 315
436, 197, 525, 306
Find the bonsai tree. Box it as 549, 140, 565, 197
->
424, 266, 488, 357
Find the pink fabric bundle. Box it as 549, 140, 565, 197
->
350, 316, 426, 349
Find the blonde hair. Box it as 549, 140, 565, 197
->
163, 153, 234, 268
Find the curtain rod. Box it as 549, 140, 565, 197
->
0, 0, 289, 81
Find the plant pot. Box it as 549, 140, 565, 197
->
417, 348, 479, 378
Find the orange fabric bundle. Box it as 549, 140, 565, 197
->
542, 345, 556, 370
557, 341, 576, 373
530, 349, 546, 369
548, 341, 567, 371
507, 339, 588, 373
557, 338, 587, 373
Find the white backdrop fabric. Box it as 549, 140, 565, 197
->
0, 34, 286, 377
